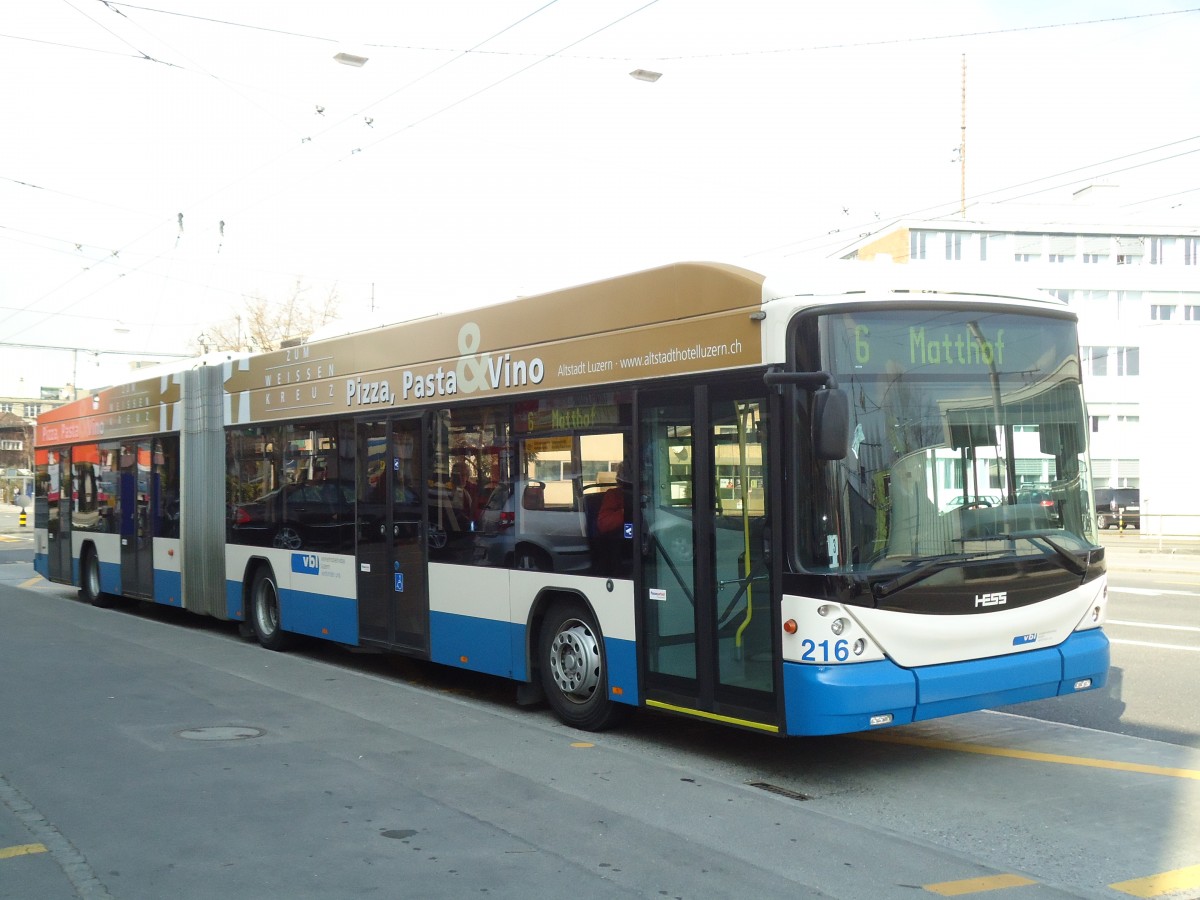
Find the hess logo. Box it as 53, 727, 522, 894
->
975, 591, 1008, 608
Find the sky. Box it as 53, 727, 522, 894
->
3, 1, 1199, 393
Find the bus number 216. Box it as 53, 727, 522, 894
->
800, 638, 850, 662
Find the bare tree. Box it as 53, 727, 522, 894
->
195, 280, 340, 353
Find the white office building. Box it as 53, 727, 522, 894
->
836, 186, 1199, 534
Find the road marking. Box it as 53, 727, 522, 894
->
1110, 864, 1200, 898
1110, 638, 1200, 653
1110, 587, 1199, 597
924, 874, 1037, 895
1108, 620, 1200, 634
856, 733, 1200, 780
0, 842, 48, 860
921, 878, 1036, 897
19, 577, 42, 589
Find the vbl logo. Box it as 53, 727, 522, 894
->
292, 553, 320, 575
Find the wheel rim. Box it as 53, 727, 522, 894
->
273, 527, 302, 550
516, 551, 542, 571
255, 579, 279, 636
548, 619, 601, 702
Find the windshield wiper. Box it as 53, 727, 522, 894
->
958, 530, 1089, 577
873, 551, 1005, 600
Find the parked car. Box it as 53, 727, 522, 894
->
473, 478, 623, 573
1014, 484, 1063, 528
229, 480, 356, 551
1095, 488, 1140, 530
940, 493, 1002, 513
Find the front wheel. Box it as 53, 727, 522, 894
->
538, 602, 626, 731
250, 567, 291, 651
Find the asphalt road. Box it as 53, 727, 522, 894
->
993, 537, 1200, 748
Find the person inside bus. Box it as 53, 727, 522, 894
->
451, 462, 478, 526
595, 462, 633, 575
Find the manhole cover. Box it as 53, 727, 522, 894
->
175, 726, 265, 742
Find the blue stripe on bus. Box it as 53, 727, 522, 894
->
152, 569, 183, 607
225, 581, 244, 621
278, 588, 358, 645
603, 636, 639, 706
100, 559, 121, 596
782, 629, 1110, 737
430, 611, 522, 679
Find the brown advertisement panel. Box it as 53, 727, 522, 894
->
226, 263, 767, 426
35, 376, 182, 448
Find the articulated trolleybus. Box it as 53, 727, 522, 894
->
35, 262, 1109, 736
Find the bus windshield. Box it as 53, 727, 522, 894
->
798, 307, 1097, 574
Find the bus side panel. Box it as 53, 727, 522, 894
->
430, 566, 519, 678
153, 538, 182, 607
430, 610, 522, 678
426, 567, 640, 704
224, 545, 358, 639
279, 586, 358, 645
782, 660, 917, 737
280, 551, 358, 644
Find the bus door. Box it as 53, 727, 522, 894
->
118, 440, 155, 598
44, 448, 73, 583
638, 383, 778, 731
356, 417, 429, 651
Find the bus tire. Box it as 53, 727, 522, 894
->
250, 566, 291, 652
538, 601, 626, 732
80, 546, 111, 608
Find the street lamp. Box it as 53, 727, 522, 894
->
629, 69, 662, 82
334, 52, 369, 67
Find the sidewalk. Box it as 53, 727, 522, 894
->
1099, 530, 1200, 575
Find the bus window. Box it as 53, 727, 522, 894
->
430, 405, 511, 565
479, 392, 631, 575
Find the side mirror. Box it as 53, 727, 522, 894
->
813, 388, 850, 460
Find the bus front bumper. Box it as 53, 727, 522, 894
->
781, 628, 1110, 737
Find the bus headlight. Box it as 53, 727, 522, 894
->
831, 618, 847, 635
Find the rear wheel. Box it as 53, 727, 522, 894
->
538, 601, 626, 731
80, 546, 111, 608
250, 567, 291, 651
